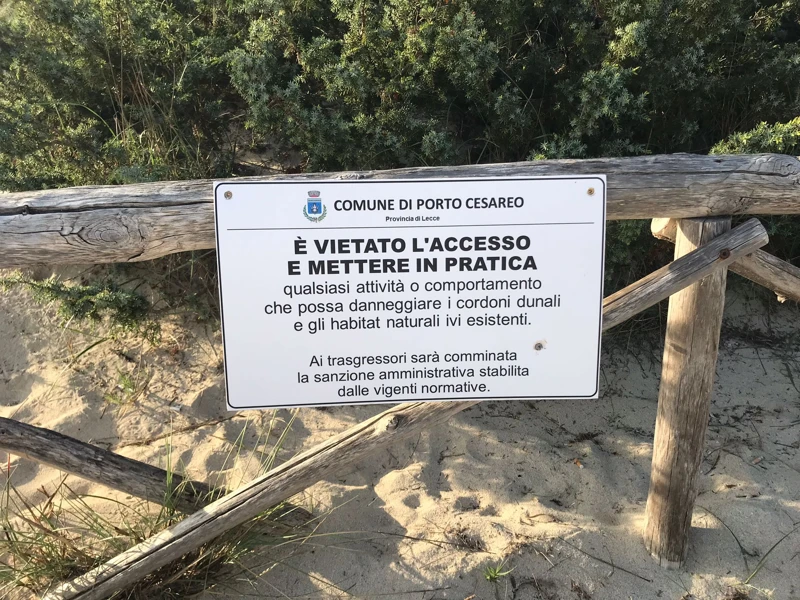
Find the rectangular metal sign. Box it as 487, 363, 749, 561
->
215, 176, 606, 410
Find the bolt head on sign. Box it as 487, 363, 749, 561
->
214, 177, 606, 410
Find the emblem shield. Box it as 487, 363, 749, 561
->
307, 198, 322, 215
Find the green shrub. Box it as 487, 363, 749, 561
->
713, 118, 800, 266
2, 0, 799, 289
3, 0, 798, 190
0, 273, 160, 342
228, 0, 799, 169
0, 0, 243, 191
712, 118, 800, 156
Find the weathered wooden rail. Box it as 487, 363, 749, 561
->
0, 153, 799, 266
0, 418, 217, 512
0, 153, 798, 599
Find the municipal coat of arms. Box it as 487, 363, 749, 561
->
303, 191, 326, 222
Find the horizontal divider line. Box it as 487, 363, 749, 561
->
228, 221, 596, 231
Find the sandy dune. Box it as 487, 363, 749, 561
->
0, 265, 798, 600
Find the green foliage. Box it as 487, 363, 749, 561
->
604, 220, 672, 294
0, 0, 242, 191
2, 0, 799, 288
712, 118, 800, 157
713, 118, 800, 266
3, 0, 798, 189
228, 0, 800, 169
0, 273, 160, 342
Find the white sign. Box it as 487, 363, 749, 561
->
215, 176, 606, 410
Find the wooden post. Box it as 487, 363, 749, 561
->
643, 217, 732, 568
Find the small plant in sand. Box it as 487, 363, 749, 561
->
103, 367, 152, 410
0, 477, 309, 598
0, 272, 160, 343
483, 559, 514, 582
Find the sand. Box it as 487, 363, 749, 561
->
0, 264, 798, 600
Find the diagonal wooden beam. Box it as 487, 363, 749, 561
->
652, 218, 800, 303
606, 218, 770, 326
46, 218, 769, 600
0, 418, 215, 512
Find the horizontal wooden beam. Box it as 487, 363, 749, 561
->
0, 153, 797, 267
652, 218, 800, 303
47, 222, 770, 600
0, 418, 215, 512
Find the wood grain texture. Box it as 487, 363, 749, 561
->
651, 218, 800, 303
1, 153, 798, 267
603, 218, 768, 329
47, 236, 759, 599
732, 250, 800, 303
650, 218, 677, 242
643, 217, 732, 568
0, 418, 214, 512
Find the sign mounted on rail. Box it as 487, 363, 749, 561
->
215, 176, 606, 410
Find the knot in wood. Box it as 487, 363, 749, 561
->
385, 415, 402, 431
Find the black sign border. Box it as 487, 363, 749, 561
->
214, 176, 606, 410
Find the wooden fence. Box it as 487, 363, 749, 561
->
0, 153, 798, 599
2, 153, 800, 268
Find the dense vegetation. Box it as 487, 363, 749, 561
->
1, 0, 798, 286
